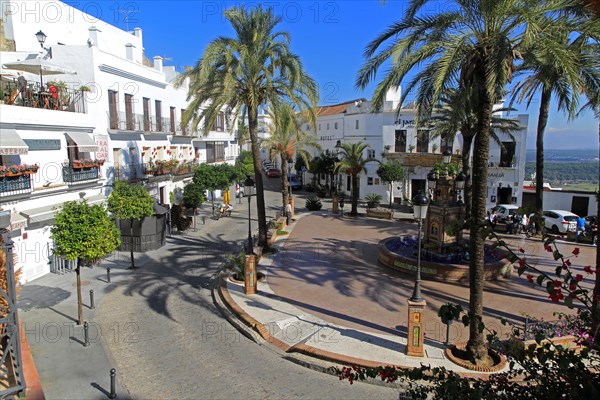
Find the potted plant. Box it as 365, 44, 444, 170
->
432, 143, 439, 154
365, 193, 383, 209
408, 144, 415, 153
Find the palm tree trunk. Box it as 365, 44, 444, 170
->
466, 74, 493, 366
281, 155, 289, 212
461, 134, 474, 219
593, 121, 600, 342
535, 87, 551, 225
76, 258, 83, 325
351, 174, 359, 215
248, 107, 268, 247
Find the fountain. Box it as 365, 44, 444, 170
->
378, 155, 512, 282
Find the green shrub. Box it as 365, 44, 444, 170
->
305, 196, 323, 211
225, 251, 247, 280
276, 229, 288, 236
365, 193, 383, 208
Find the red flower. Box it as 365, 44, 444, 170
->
584, 265, 593, 274
544, 245, 553, 252
569, 282, 577, 291
575, 274, 584, 282
519, 248, 525, 253
554, 280, 562, 288
565, 259, 572, 267
518, 258, 527, 267
572, 248, 580, 256
526, 275, 534, 283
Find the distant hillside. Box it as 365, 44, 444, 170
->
525, 162, 599, 185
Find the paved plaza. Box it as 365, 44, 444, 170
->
17, 193, 596, 399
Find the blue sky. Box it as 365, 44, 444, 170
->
71, 0, 598, 150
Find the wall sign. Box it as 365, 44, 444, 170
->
95, 135, 109, 160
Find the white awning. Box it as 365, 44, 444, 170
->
9, 212, 27, 231
0, 128, 29, 155
65, 132, 98, 152
20, 204, 60, 224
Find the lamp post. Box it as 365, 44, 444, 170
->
455, 171, 466, 204
35, 30, 52, 58
442, 149, 452, 165
427, 170, 437, 201
410, 191, 430, 302
244, 176, 255, 255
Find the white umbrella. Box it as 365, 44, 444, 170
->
2, 58, 77, 88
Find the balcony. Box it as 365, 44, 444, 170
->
1, 80, 86, 113
62, 165, 100, 185
0, 174, 33, 198
108, 112, 173, 133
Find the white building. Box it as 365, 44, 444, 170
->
0, 0, 239, 283
309, 88, 529, 210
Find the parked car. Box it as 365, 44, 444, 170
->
263, 162, 273, 172
490, 204, 519, 223
267, 168, 281, 178
235, 182, 245, 198
542, 210, 579, 234
288, 175, 302, 190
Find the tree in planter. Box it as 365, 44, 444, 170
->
234, 150, 255, 181
336, 142, 375, 215
51, 201, 120, 325
364, 193, 383, 209
107, 181, 154, 270
192, 163, 237, 216
376, 159, 404, 209
183, 182, 207, 230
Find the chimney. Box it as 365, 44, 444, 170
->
125, 43, 135, 61
133, 27, 142, 39
88, 26, 101, 47
385, 86, 401, 109
153, 56, 163, 72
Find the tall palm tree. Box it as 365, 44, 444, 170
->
262, 105, 321, 211
425, 87, 521, 219
357, 0, 578, 365
510, 24, 596, 223
337, 142, 375, 215
176, 5, 318, 247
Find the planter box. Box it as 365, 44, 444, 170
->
367, 208, 393, 220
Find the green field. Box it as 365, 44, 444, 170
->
560, 183, 598, 192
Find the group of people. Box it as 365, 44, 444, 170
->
486, 210, 530, 235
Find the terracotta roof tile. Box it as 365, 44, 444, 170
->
317, 99, 367, 116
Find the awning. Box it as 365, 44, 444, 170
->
9, 213, 27, 231
0, 128, 29, 155
20, 204, 61, 224
65, 132, 98, 152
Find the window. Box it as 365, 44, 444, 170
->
327, 123, 330, 130
170, 107, 176, 133
143, 98, 151, 131
125, 94, 134, 131
395, 130, 407, 152
416, 129, 430, 153
155, 100, 162, 131
367, 177, 373, 185
367, 149, 375, 159
319, 124, 321, 131
206, 141, 225, 163
355, 120, 359, 129
499, 141, 516, 167
108, 90, 118, 130
212, 112, 225, 131
334, 122, 338, 130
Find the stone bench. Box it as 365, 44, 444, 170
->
366, 208, 393, 220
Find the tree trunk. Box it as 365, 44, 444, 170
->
466, 73, 493, 366
535, 87, 551, 228
247, 106, 268, 247
389, 182, 394, 208
593, 121, 600, 343
211, 192, 215, 217
461, 134, 474, 220
129, 218, 136, 269
76, 258, 83, 325
351, 174, 359, 215
281, 155, 289, 212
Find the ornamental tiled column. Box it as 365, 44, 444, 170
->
406, 298, 426, 357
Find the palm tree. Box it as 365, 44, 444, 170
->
510, 25, 599, 224
357, 0, 578, 365
176, 5, 318, 248
262, 105, 321, 211
337, 142, 375, 215
425, 87, 521, 219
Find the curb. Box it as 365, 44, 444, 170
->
20, 321, 45, 400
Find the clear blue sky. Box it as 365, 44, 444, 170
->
74, 0, 598, 150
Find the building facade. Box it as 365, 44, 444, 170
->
309, 88, 529, 210
0, 0, 238, 283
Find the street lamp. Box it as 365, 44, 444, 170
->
426, 170, 437, 200
455, 171, 466, 204
244, 176, 256, 254
411, 191, 430, 302
35, 30, 52, 58
442, 150, 452, 165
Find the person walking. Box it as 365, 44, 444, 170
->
520, 213, 529, 234
576, 216, 586, 243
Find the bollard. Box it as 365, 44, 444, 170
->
108, 368, 117, 399
107, 267, 111, 283
83, 321, 90, 347
89, 289, 95, 309
202, 216, 206, 225
445, 320, 452, 346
